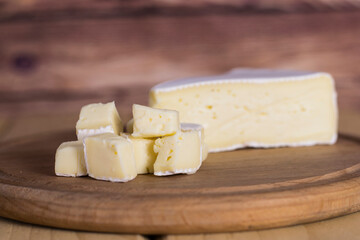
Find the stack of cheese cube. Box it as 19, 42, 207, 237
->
55, 102, 208, 182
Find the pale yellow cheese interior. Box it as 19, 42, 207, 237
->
121, 133, 157, 174
201, 143, 209, 161
132, 104, 179, 138
153, 129, 202, 176
150, 75, 337, 151
55, 141, 87, 177
181, 123, 208, 162
84, 133, 137, 182
76, 101, 123, 140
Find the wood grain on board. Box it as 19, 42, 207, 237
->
3, 211, 360, 240
0, 11, 360, 115
0, 217, 146, 240
0, 111, 359, 238
162, 211, 360, 240
0, 118, 360, 234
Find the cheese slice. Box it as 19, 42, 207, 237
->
153, 126, 202, 176
149, 69, 338, 152
55, 141, 87, 177
181, 123, 208, 162
132, 104, 179, 138
84, 133, 137, 182
121, 133, 157, 174
76, 102, 123, 141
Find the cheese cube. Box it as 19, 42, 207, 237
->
55, 141, 87, 177
132, 104, 179, 138
121, 133, 157, 174
84, 133, 137, 182
149, 69, 338, 152
76, 102, 123, 141
153, 128, 202, 176
125, 119, 134, 133
181, 123, 208, 162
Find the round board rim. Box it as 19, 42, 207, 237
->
0, 131, 360, 234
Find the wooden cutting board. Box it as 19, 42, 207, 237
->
0, 131, 360, 234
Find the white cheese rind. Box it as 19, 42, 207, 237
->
55, 173, 80, 177
210, 134, 338, 153
151, 69, 331, 93
87, 174, 135, 183
77, 125, 114, 141
154, 166, 201, 176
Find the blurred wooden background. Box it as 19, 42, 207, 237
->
0, 1, 360, 239
0, 0, 359, 118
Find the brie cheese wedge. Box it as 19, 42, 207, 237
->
149, 69, 338, 152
